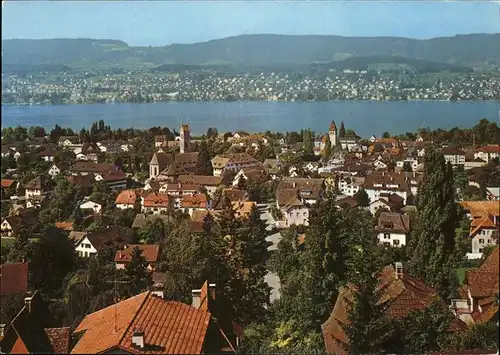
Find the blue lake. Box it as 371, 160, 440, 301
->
2, 101, 499, 137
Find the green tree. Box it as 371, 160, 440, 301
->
354, 189, 370, 207
402, 161, 413, 172
138, 218, 166, 244
322, 134, 332, 161
29, 227, 78, 298
302, 129, 314, 155
382, 132, 391, 139
196, 141, 213, 175
341, 210, 393, 354
125, 247, 153, 296
408, 148, 460, 298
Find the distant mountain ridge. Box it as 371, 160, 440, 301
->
2, 33, 500, 70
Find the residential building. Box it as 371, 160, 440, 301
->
181, 194, 210, 217
363, 172, 410, 205
211, 153, 262, 177
24, 176, 47, 200
47, 163, 67, 178
58, 135, 79, 148
474, 145, 500, 163
375, 212, 410, 247
460, 201, 500, 226
175, 175, 222, 197
142, 192, 172, 214
38, 145, 56, 162
1, 210, 38, 237
451, 247, 499, 326
467, 214, 498, 259
282, 197, 309, 227
337, 175, 364, 197
79, 200, 102, 214
77, 142, 101, 163
74, 227, 134, 258
231, 168, 268, 188
115, 189, 140, 210
442, 147, 466, 166
368, 193, 405, 215
70, 286, 238, 354
322, 263, 465, 354
114, 244, 160, 271
486, 187, 500, 201
276, 178, 324, 210
0, 291, 71, 354
70, 161, 118, 176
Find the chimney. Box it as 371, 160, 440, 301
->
132, 329, 145, 349
395, 262, 403, 279
208, 283, 216, 300
24, 291, 35, 313
191, 289, 201, 308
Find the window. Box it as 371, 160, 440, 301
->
384, 233, 390, 239
393, 240, 400, 246
479, 238, 485, 244
479, 248, 484, 253
487, 239, 492, 243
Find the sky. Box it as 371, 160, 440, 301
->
2, 1, 499, 46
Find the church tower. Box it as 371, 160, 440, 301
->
180, 124, 191, 154
329, 120, 337, 147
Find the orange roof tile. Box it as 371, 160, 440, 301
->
55, 221, 74, 231
143, 193, 170, 208
115, 189, 138, 205
72, 292, 211, 354
181, 194, 208, 209
460, 201, 500, 218
114, 245, 161, 264
476, 145, 500, 154
1, 179, 14, 188
469, 215, 497, 236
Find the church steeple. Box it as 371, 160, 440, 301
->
329, 120, 337, 147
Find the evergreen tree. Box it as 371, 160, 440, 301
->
402, 161, 413, 172
302, 130, 314, 155
138, 218, 166, 244
354, 189, 370, 207
322, 134, 332, 161
408, 148, 460, 297
339, 121, 346, 138
341, 209, 393, 354
125, 247, 153, 296
196, 141, 213, 175
303, 190, 350, 324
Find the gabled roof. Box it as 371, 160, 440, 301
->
181, 194, 208, 208
71, 291, 211, 354
25, 176, 45, 190
329, 120, 337, 131
70, 161, 117, 174
466, 247, 499, 299
1, 179, 15, 188
470, 215, 497, 237
475, 145, 500, 154
114, 244, 160, 264
176, 175, 222, 186
0, 262, 28, 297
79, 227, 134, 252
375, 212, 410, 234
115, 189, 138, 205
143, 192, 170, 208
55, 221, 74, 231
322, 265, 465, 354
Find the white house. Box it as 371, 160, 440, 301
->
337, 176, 364, 197
282, 197, 309, 227
474, 145, 500, 163
467, 215, 498, 259
75, 235, 98, 258
486, 187, 500, 201
115, 189, 139, 210
80, 200, 102, 214
375, 212, 410, 247
24, 176, 45, 200
363, 173, 410, 205
442, 147, 466, 166
211, 153, 262, 177
395, 157, 418, 172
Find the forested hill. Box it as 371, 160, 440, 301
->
2, 33, 500, 70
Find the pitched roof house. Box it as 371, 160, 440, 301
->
114, 244, 161, 271
70, 289, 234, 354
0, 291, 71, 354
322, 264, 465, 354
74, 227, 134, 258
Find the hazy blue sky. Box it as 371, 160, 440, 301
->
2, 1, 499, 46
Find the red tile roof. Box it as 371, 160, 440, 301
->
115, 189, 138, 205
55, 221, 74, 231
72, 291, 211, 354
114, 244, 160, 264
1, 179, 14, 188
44, 327, 71, 354
143, 193, 170, 208
181, 194, 208, 209
475, 145, 500, 154
0, 262, 29, 297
